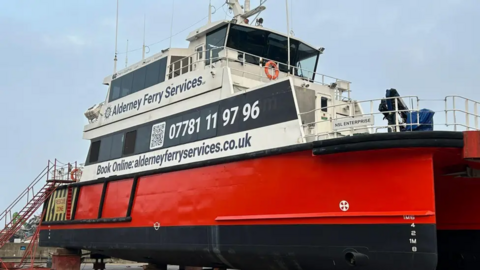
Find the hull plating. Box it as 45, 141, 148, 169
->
40, 147, 441, 270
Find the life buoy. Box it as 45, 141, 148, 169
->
70, 168, 82, 182
264, 60, 279, 80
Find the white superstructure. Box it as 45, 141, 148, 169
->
80, 0, 480, 182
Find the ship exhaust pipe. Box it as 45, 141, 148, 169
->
345, 252, 369, 266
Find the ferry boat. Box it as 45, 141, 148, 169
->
38, 1, 480, 269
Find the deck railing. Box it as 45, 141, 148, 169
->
164, 47, 479, 139
299, 95, 480, 141
165, 46, 352, 101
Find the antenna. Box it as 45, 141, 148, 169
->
227, 0, 265, 22
125, 39, 129, 68
208, 0, 212, 23
142, 14, 146, 60
169, 0, 175, 48
113, 0, 119, 73
285, 0, 290, 75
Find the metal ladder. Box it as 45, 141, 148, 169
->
0, 159, 77, 270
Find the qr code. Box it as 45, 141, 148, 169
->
150, 122, 166, 150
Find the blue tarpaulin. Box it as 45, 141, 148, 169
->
403, 109, 435, 131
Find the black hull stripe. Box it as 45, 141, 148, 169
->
313, 138, 463, 155
67, 131, 464, 188
39, 224, 437, 270
311, 130, 464, 147
42, 217, 131, 226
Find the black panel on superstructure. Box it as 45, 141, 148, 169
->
40, 224, 437, 270
86, 79, 297, 165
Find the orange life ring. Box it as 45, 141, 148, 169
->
264, 60, 279, 80
70, 168, 81, 182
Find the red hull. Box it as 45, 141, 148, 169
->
46, 148, 438, 229
39, 131, 479, 270
433, 133, 480, 269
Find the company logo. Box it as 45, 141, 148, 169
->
104, 107, 112, 118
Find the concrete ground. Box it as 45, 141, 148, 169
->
97, 264, 215, 270
102, 264, 145, 270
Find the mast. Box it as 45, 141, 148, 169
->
169, 0, 175, 48
113, 0, 119, 73
142, 14, 146, 60
285, 0, 290, 74
208, 0, 212, 23
125, 39, 129, 67
244, 0, 250, 12
227, 0, 265, 23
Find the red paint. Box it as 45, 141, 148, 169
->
215, 211, 435, 221
433, 145, 480, 230
73, 184, 103, 220
51, 254, 81, 270
0, 262, 17, 269
43, 147, 440, 231
101, 179, 133, 218
463, 130, 480, 159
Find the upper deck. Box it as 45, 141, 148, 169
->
83, 13, 347, 136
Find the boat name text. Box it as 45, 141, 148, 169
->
105, 76, 204, 119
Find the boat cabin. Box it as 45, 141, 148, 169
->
81, 4, 367, 181
86, 18, 357, 136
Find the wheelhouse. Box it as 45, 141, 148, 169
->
102, 21, 322, 106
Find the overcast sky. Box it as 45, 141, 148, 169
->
0, 0, 478, 214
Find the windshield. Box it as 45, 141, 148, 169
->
226, 24, 319, 80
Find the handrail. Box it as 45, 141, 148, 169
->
165, 45, 350, 87
0, 166, 48, 223
298, 95, 480, 141
0, 159, 81, 231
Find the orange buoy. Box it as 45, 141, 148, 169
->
264, 60, 279, 80
70, 168, 81, 182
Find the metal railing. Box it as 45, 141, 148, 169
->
163, 47, 480, 139
299, 95, 480, 142
0, 159, 82, 232
165, 46, 352, 100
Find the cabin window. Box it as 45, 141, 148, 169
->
88, 140, 101, 163
135, 125, 151, 154
226, 24, 319, 80
226, 25, 264, 65
321, 97, 328, 112
132, 66, 146, 93
296, 43, 318, 80
109, 79, 121, 101
205, 25, 227, 63
121, 72, 134, 97
108, 57, 168, 103
170, 56, 184, 78
98, 136, 113, 162
123, 130, 137, 155
196, 45, 203, 61
110, 133, 124, 159
145, 60, 161, 89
